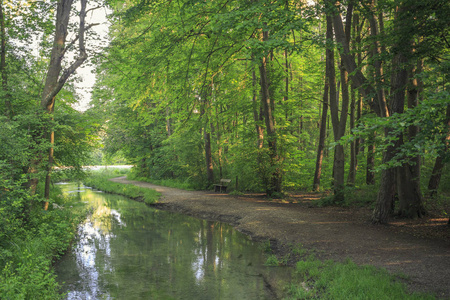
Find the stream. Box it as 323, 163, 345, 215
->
54, 182, 277, 299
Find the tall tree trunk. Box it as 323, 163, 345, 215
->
284, 48, 289, 108
331, 2, 392, 218
165, 107, 171, 136
366, 133, 376, 185
252, 67, 264, 150
328, 3, 352, 202
331, 1, 424, 223
367, 2, 400, 222
252, 65, 265, 187
215, 106, 223, 179
397, 61, 425, 218
427, 60, 449, 197
259, 30, 281, 196
0, 1, 10, 118
331, 6, 383, 117
355, 13, 364, 158
372, 50, 408, 223
368, 2, 388, 119
41, 0, 89, 208
347, 9, 362, 186
313, 68, 329, 191
201, 93, 214, 187
372, 144, 397, 223
374, 49, 423, 222
347, 86, 356, 185
428, 104, 450, 196
334, 56, 350, 200
204, 129, 214, 186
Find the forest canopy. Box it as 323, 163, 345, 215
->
91, 0, 450, 223
0, 0, 449, 247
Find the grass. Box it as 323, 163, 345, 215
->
288, 257, 435, 299
83, 170, 160, 205
273, 244, 436, 300
127, 173, 196, 191
259, 241, 435, 299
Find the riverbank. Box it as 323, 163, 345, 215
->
110, 176, 450, 299
0, 183, 87, 299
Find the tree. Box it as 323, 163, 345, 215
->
40, 0, 96, 208
331, 0, 449, 222
92, 0, 449, 221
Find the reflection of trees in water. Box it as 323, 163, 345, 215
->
58, 183, 269, 299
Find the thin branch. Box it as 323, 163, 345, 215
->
42, 0, 90, 108
61, 23, 99, 58
86, 5, 102, 14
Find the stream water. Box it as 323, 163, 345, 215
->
54, 183, 274, 299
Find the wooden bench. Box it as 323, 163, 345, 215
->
214, 179, 231, 193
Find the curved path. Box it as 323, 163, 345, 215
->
111, 177, 450, 298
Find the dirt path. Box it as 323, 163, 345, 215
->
111, 177, 450, 298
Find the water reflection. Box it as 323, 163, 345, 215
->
55, 183, 272, 299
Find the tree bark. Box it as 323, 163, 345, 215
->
328, 4, 352, 202
252, 67, 264, 150
200, 92, 214, 187
368, 1, 388, 118
259, 30, 281, 196
332, 1, 425, 223
331, 8, 382, 117
347, 86, 356, 185
372, 50, 408, 223
347, 10, 359, 185
397, 61, 425, 218
428, 91, 450, 197
41, 0, 89, 207
204, 129, 214, 186
428, 107, 450, 199
372, 145, 396, 223
313, 33, 330, 191
355, 13, 364, 158
0, 1, 11, 118
366, 133, 376, 185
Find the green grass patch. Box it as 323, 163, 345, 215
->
127, 173, 196, 191
265, 254, 281, 266
83, 171, 160, 205
288, 255, 435, 299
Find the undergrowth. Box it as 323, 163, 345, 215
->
0, 184, 87, 299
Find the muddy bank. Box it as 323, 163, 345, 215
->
110, 177, 450, 298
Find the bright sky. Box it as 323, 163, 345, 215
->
73, 5, 111, 112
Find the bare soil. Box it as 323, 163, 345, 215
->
111, 177, 450, 299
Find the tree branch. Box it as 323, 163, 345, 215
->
41, 0, 90, 109
61, 23, 99, 58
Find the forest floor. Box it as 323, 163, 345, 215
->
110, 177, 450, 299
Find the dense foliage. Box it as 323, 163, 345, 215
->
0, 0, 100, 297
93, 0, 449, 222
0, 183, 87, 299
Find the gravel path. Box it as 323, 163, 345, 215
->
111, 177, 450, 298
